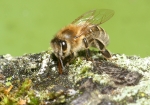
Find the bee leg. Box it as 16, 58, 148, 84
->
83, 38, 91, 60
68, 51, 75, 63
64, 51, 75, 67
94, 39, 111, 58
101, 49, 111, 58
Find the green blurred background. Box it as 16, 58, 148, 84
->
0, 0, 150, 57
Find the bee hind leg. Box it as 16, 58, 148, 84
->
94, 39, 111, 58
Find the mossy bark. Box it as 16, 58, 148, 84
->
0, 51, 149, 105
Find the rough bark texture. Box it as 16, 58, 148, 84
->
0, 50, 149, 105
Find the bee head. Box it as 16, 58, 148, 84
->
51, 38, 70, 59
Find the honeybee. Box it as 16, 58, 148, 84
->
51, 9, 114, 74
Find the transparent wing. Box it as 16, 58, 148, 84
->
72, 9, 114, 26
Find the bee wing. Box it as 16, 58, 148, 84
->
72, 9, 114, 26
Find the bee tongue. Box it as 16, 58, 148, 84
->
58, 56, 65, 74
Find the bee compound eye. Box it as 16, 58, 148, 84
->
61, 41, 67, 51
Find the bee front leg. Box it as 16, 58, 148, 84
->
64, 51, 75, 67
83, 38, 91, 60
94, 39, 111, 58
68, 51, 75, 63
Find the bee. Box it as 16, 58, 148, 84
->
51, 9, 114, 74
